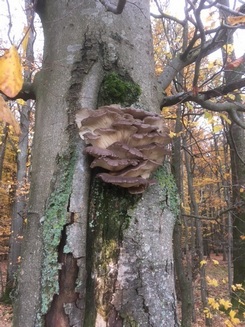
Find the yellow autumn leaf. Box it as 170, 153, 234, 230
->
219, 113, 232, 125
0, 95, 20, 135
208, 297, 219, 310
0, 45, 23, 97
206, 276, 219, 287
238, 298, 245, 306
232, 283, 244, 291
223, 43, 234, 55
213, 124, 223, 133
16, 98, 26, 106
204, 307, 213, 319
200, 259, 207, 267
169, 131, 176, 138
204, 111, 213, 122
227, 94, 236, 101
229, 310, 241, 325
212, 259, 219, 265
225, 319, 233, 327
234, 283, 244, 290
219, 298, 232, 310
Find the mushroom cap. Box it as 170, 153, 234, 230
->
128, 179, 156, 194
138, 143, 170, 163
128, 132, 168, 147
97, 172, 150, 188
83, 125, 137, 148
107, 142, 145, 159
79, 111, 121, 138
90, 157, 139, 171
84, 146, 117, 158
112, 160, 160, 179
122, 107, 156, 120
76, 105, 171, 194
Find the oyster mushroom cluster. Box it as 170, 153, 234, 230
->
76, 105, 171, 194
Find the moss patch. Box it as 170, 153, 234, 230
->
84, 178, 140, 325
99, 72, 141, 106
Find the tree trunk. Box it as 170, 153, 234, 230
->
7, 0, 34, 289
172, 106, 194, 327
14, 1, 178, 326
0, 124, 9, 181
7, 102, 31, 287
183, 137, 211, 326
219, 0, 245, 308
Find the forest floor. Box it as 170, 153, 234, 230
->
0, 254, 244, 327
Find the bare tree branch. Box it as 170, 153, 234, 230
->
151, 0, 185, 26
5, 0, 13, 44
99, 0, 127, 14
193, 98, 245, 128
161, 77, 245, 107
192, 0, 207, 90
1, 82, 36, 101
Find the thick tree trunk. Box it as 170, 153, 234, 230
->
219, 0, 245, 309
229, 116, 245, 297
14, 1, 178, 326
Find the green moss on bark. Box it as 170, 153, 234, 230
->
84, 178, 140, 325
99, 72, 141, 106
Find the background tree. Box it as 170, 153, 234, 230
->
7, 0, 35, 290
152, 0, 245, 324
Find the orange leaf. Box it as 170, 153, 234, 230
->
0, 46, 23, 97
225, 55, 245, 69
0, 95, 20, 135
227, 16, 245, 26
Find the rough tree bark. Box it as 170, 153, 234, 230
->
14, 1, 178, 327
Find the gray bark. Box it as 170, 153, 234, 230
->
14, 1, 178, 326
8, 0, 35, 290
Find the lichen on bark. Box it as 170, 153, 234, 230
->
38, 148, 76, 319
153, 165, 180, 216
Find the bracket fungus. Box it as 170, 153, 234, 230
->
76, 105, 171, 194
